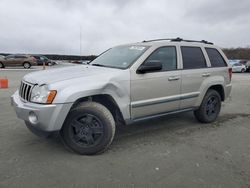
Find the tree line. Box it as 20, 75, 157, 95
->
222, 48, 250, 60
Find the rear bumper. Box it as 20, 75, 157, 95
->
225, 84, 232, 99
11, 91, 72, 132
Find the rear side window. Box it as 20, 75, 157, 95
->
205, 48, 227, 67
181, 47, 207, 69
146, 46, 177, 71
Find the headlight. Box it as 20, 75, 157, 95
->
30, 85, 57, 104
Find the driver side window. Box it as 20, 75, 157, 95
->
146, 46, 177, 71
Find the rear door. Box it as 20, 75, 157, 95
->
13, 55, 25, 66
180, 46, 210, 109
130, 46, 181, 119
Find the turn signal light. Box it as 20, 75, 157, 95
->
46, 90, 57, 104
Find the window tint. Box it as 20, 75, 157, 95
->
146, 47, 177, 71
6, 55, 15, 59
205, 48, 227, 67
181, 47, 207, 69
15, 55, 26, 58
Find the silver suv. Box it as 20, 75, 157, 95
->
11, 38, 232, 155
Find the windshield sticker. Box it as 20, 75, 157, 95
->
129, 46, 145, 51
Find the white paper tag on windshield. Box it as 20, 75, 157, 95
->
129, 46, 145, 51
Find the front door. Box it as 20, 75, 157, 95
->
130, 46, 181, 119
5, 55, 16, 66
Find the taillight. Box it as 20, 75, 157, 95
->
228, 67, 232, 81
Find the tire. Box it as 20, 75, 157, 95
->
241, 69, 245, 73
0, 62, 5, 68
60, 101, 115, 155
194, 89, 221, 123
23, 62, 31, 69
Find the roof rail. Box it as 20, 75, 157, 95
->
142, 38, 177, 43
142, 37, 214, 45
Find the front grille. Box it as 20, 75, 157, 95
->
19, 81, 33, 101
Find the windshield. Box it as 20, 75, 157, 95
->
90, 45, 149, 69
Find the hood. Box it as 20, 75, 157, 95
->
23, 65, 122, 85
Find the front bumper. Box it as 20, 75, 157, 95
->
11, 91, 73, 132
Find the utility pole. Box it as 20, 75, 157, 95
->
80, 26, 82, 59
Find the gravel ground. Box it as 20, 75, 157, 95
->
0, 67, 250, 188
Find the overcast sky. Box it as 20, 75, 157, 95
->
0, 0, 250, 55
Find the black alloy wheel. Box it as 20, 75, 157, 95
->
194, 89, 221, 123
69, 114, 104, 147
60, 102, 115, 155
205, 96, 219, 119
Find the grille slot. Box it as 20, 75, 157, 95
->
19, 81, 33, 101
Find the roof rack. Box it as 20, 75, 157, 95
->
142, 37, 214, 45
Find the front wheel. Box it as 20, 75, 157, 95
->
23, 62, 31, 69
194, 89, 221, 123
60, 102, 115, 155
241, 68, 245, 73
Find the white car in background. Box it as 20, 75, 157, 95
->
229, 60, 246, 73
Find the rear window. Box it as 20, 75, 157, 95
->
181, 47, 207, 69
205, 48, 227, 67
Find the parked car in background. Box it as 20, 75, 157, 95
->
229, 61, 246, 73
33, 55, 56, 66
239, 59, 248, 65
245, 61, 250, 72
0, 54, 37, 69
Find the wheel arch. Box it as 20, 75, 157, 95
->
195, 82, 226, 108
23, 61, 31, 64
70, 94, 125, 125
208, 84, 225, 101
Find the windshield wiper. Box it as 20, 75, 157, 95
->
91, 63, 107, 67
91, 63, 123, 69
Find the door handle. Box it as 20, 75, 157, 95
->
168, 76, 180, 81
202, 73, 211, 77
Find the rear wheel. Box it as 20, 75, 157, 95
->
241, 68, 245, 73
194, 89, 221, 123
0, 62, 4, 68
23, 62, 31, 69
60, 102, 115, 155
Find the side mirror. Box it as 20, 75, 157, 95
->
137, 60, 162, 74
